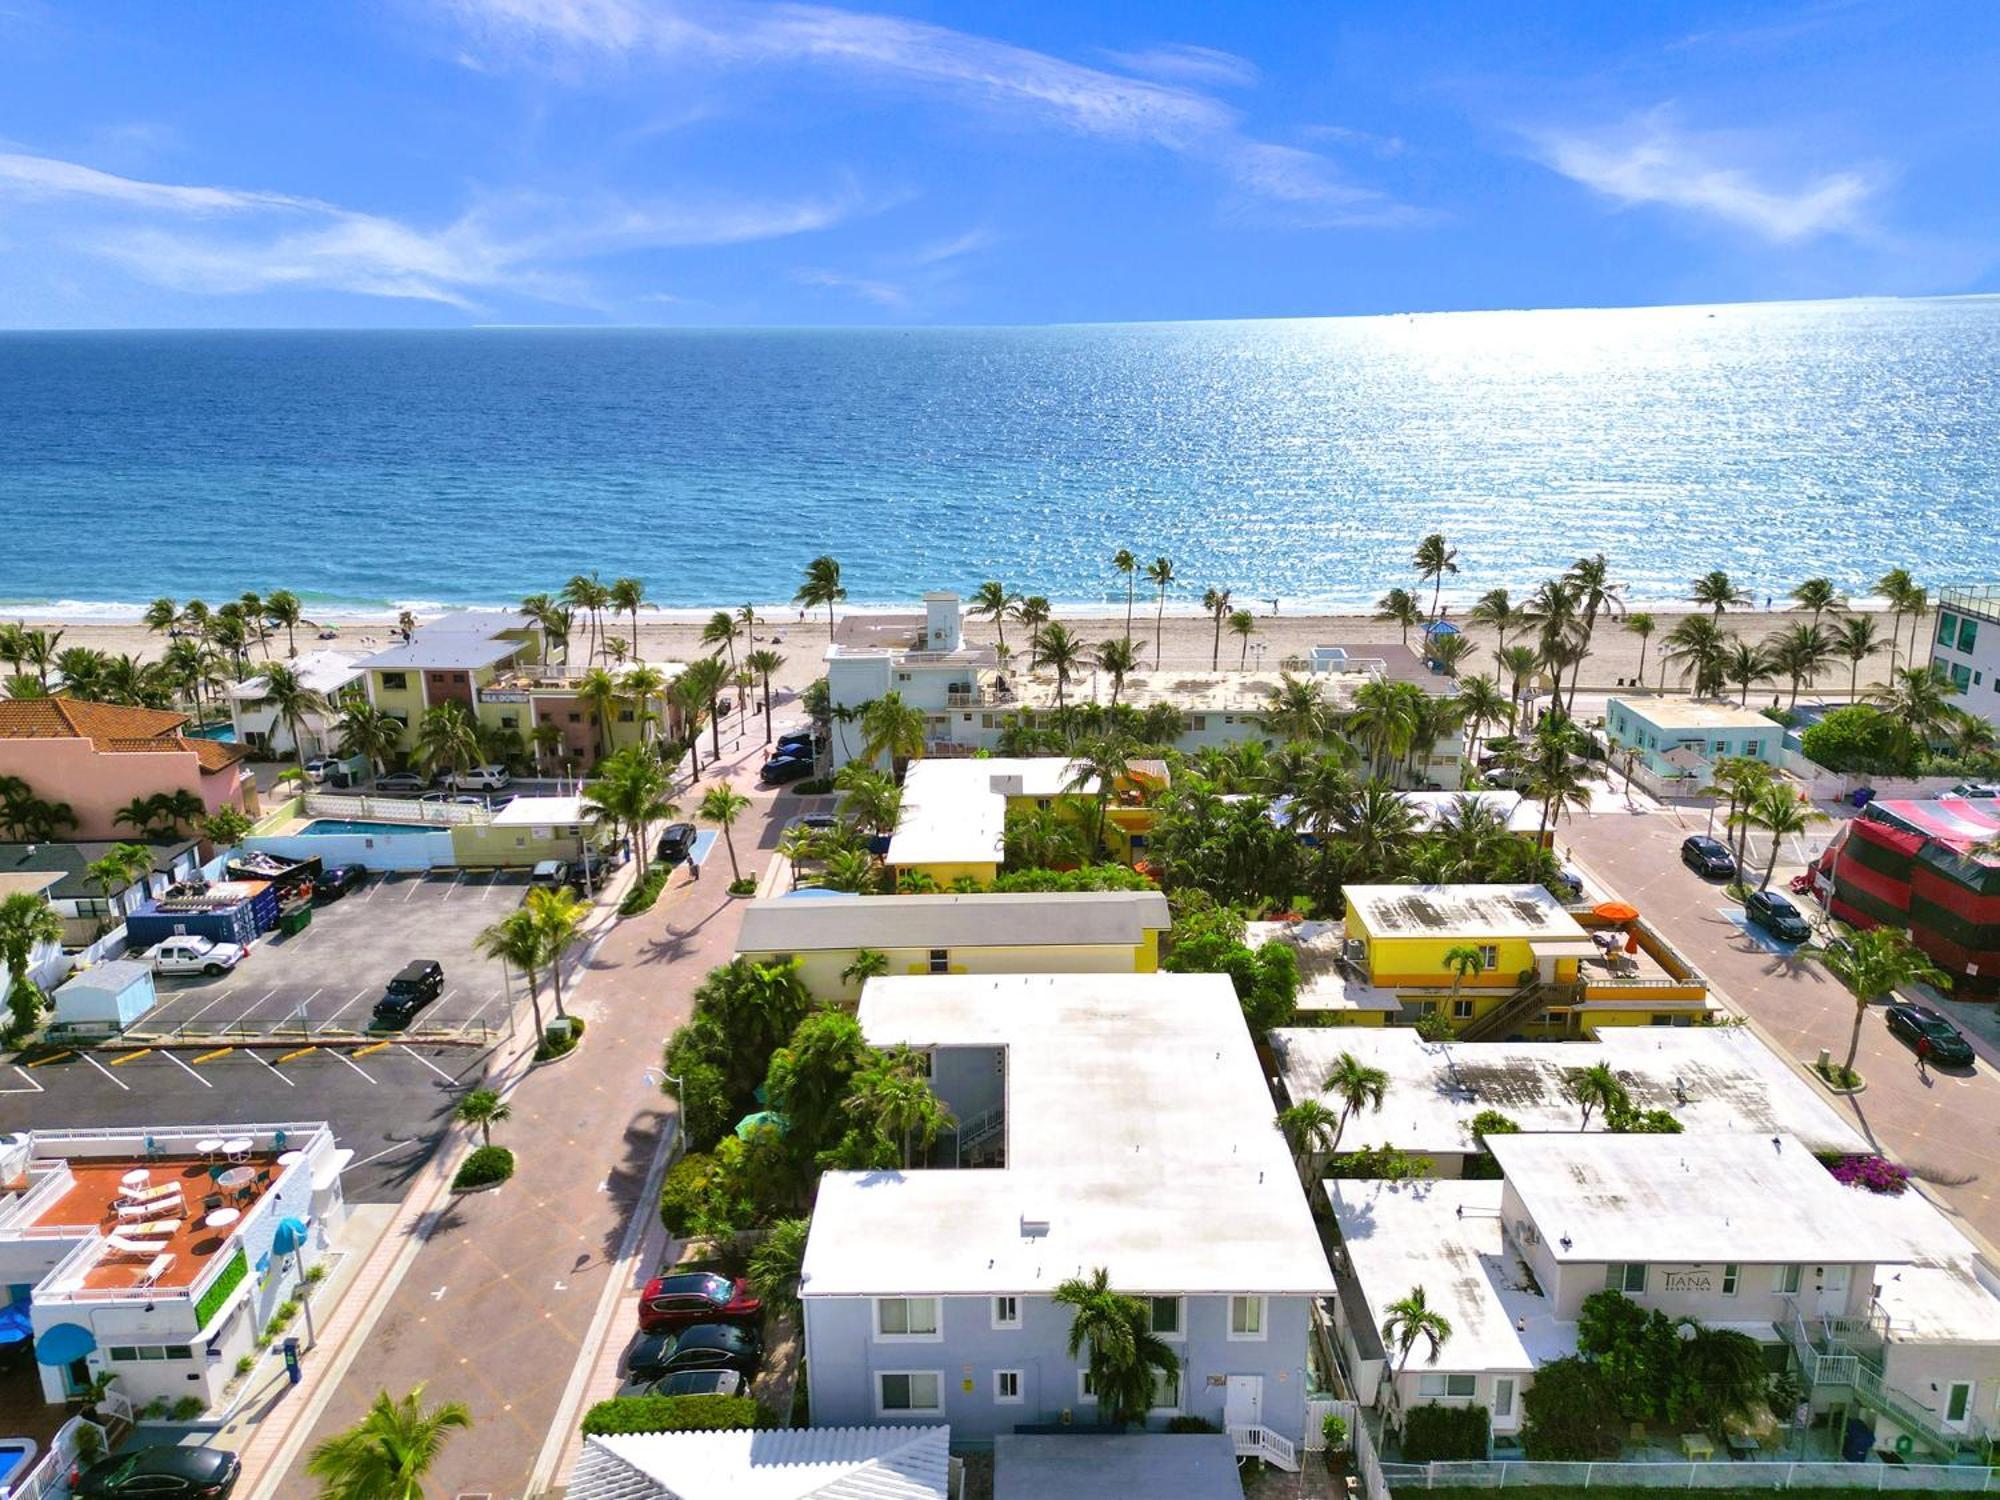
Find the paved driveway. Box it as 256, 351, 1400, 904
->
1560, 803, 2000, 1256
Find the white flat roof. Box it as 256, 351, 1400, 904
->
357, 637, 524, 671
233, 650, 363, 699
1331, 1180, 1571, 1375
1346, 884, 1586, 941
738, 890, 1168, 954
1612, 697, 1776, 732
1399, 790, 1544, 836
1486, 1133, 1910, 1266
490, 795, 592, 826
570, 1425, 949, 1500
1870, 1188, 2000, 1344
803, 973, 1333, 1299
887, 757, 1102, 868
1269, 1027, 1867, 1157
1248, 921, 1400, 1012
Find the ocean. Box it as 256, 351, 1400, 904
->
2, 297, 1996, 617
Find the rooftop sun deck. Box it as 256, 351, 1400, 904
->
35, 1153, 282, 1295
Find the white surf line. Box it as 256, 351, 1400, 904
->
244, 1049, 295, 1087
81, 1053, 130, 1091
159, 1050, 214, 1088
398, 1046, 456, 1084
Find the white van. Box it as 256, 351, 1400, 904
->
453, 764, 512, 791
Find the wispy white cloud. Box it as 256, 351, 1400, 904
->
0, 149, 869, 308
1528, 108, 1881, 242
1302, 123, 1409, 159
443, 0, 1412, 226
790, 265, 908, 309
1100, 42, 1257, 90
905, 227, 993, 266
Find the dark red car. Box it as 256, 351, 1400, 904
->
639, 1271, 763, 1334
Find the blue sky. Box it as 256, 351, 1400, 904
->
0, 0, 1995, 326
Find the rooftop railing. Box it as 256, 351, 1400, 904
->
1939, 585, 2000, 623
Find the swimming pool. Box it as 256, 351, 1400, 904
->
297, 819, 435, 836
187, 721, 237, 741
0, 1438, 39, 1493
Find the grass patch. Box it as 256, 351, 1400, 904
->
452, 1145, 515, 1190
727, 876, 758, 896
1815, 1059, 1863, 1089
620, 866, 669, 916
793, 777, 834, 795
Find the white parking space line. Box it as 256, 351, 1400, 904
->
169, 985, 242, 1032
159, 1050, 213, 1088
326, 1049, 376, 1083
323, 987, 372, 1028
245, 1050, 295, 1087
362, 878, 384, 902
404, 877, 424, 903
229, 990, 279, 1027
349, 1139, 419, 1170
441, 872, 465, 902
459, 990, 505, 1028
398, 1046, 457, 1083
82, 1053, 130, 1091
0, 1066, 44, 1094
482, 876, 505, 901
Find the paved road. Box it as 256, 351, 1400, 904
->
1560, 801, 2000, 1256
258, 729, 793, 1498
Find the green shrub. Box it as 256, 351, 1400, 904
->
1800, 704, 1911, 774
1412, 1010, 1458, 1043
235, 1355, 255, 1376
794, 776, 835, 795
988, 863, 1154, 893
143, 1396, 169, 1419
1163, 906, 1299, 1030
581, 1394, 769, 1436
171, 1395, 207, 1421
1322, 1411, 1348, 1451
728, 876, 758, 896
620, 866, 669, 916
1464, 1110, 1521, 1180
1325, 1143, 1432, 1180
538, 1016, 584, 1061
453, 1145, 515, 1190
659, 1150, 754, 1238
1166, 1415, 1221, 1434
1521, 1355, 1623, 1460
1402, 1402, 1489, 1462
304, 1263, 327, 1284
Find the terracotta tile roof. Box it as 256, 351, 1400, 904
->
0, 696, 246, 772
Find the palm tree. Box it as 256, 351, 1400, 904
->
1723, 639, 1775, 706
609, 577, 648, 661
860, 691, 927, 772
335, 702, 403, 777
1734, 784, 1825, 890
1414, 533, 1459, 621
1835, 615, 1882, 700
1, 890, 63, 1033
1664, 616, 1729, 698
845, 1060, 954, 1168
795, 555, 847, 642
583, 746, 677, 877
1453, 675, 1510, 765
1564, 1062, 1630, 1129
743, 649, 785, 744
1442, 943, 1485, 1007
1563, 554, 1624, 709
259, 663, 328, 779
1526, 722, 1596, 839
83, 843, 153, 934
1144, 557, 1175, 664
1375, 587, 1422, 647
562, 572, 612, 663
1902, 584, 1930, 670
840, 948, 891, 989
1624, 613, 1657, 691
1053, 1267, 1179, 1426
1012, 596, 1052, 666
620, 664, 671, 747
477, 907, 548, 1036
1093, 637, 1140, 705
1495, 644, 1539, 708
701, 609, 740, 677
1323, 1051, 1390, 1155
1871, 665, 1958, 760
1202, 587, 1232, 670
748, 1216, 811, 1313
304, 1383, 472, 1500
453, 1088, 512, 1148
1791, 577, 1844, 627
1809, 922, 1949, 1077
833, 763, 903, 835
1229, 608, 1256, 667
1468, 588, 1518, 650
143, 597, 179, 637
1700, 756, 1774, 873
678, 654, 729, 764
1112, 549, 1138, 642
264, 589, 308, 657
1691, 570, 1751, 618
699, 784, 753, 884
1346, 679, 1422, 782
525, 885, 587, 1020
1874, 568, 1921, 673
1033, 623, 1086, 709
1428, 631, 1476, 679
1275, 1099, 1341, 1180
54, 647, 109, 699
1767, 622, 1835, 710
969, 581, 1017, 654
414, 702, 481, 785
1381, 1286, 1453, 1374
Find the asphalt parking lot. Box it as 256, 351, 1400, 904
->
0, 871, 551, 1204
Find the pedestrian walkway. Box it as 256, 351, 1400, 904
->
237, 735, 791, 1499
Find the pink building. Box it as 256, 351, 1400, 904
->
0, 698, 253, 839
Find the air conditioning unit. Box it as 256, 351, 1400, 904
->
1515, 1219, 1540, 1246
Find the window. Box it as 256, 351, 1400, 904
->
875, 1297, 941, 1340
928, 949, 950, 975
1605, 1263, 1647, 1294
1961, 618, 1982, 654
1951, 663, 1973, 693
1495, 1377, 1516, 1419
877, 1371, 942, 1414
994, 1370, 1023, 1404
1476, 944, 1498, 970
618, 708, 635, 722
380, 672, 408, 690
1744, 740, 1762, 759
1776, 1266, 1803, 1294
107, 1344, 193, 1363
1079, 1369, 1097, 1402
1453, 999, 1474, 1020
1940, 611, 1959, 644
1418, 1373, 1477, 1398
1149, 1296, 1183, 1339
500, 714, 518, 729
1150, 1366, 1182, 1411
1722, 1264, 1740, 1296
1228, 1295, 1266, 1340
992, 1296, 1021, 1330
452, 672, 467, 683
568, 712, 582, 723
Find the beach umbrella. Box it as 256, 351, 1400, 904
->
1593, 902, 1639, 923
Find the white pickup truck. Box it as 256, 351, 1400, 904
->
145, 935, 249, 977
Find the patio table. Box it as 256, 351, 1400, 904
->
196, 1138, 224, 1161
1681, 1432, 1716, 1462
215, 1166, 255, 1191
223, 1136, 253, 1162
1725, 1433, 1760, 1460
120, 1169, 150, 1190
204, 1207, 241, 1230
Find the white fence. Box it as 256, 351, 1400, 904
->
1307, 1397, 1358, 1451
302, 792, 490, 826
1383, 1460, 1997, 1491
5, 1413, 111, 1499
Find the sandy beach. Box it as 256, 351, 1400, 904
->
5, 600, 1912, 710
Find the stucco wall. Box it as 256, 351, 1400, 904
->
0, 739, 223, 840
752, 943, 1148, 1004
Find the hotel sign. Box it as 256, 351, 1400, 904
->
480, 690, 531, 704
1661, 1270, 1716, 1293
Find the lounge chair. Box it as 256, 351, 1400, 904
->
116, 1194, 182, 1223
135, 1254, 174, 1287
104, 1233, 159, 1258
119, 1181, 181, 1208
124, 1220, 179, 1241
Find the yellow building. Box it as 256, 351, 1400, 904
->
1322, 883, 1711, 1039
885, 756, 1167, 885
735, 890, 1170, 1003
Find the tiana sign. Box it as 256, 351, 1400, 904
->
1660, 1269, 1716, 1293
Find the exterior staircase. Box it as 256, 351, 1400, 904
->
1777, 1299, 1981, 1459
1229, 1424, 1300, 1471
1455, 977, 1559, 1042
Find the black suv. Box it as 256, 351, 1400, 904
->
657, 823, 698, 865
1744, 889, 1811, 943
373, 959, 444, 1029
1680, 835, 1736, 879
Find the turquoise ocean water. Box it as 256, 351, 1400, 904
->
2, 297, 1996, 616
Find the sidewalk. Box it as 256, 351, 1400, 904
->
238, 730, 792, 1499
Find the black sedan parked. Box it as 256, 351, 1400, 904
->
74, 1446, 241, 1498
1680, 835, 1736, 879
1743, 889, 1811, 943
656, 823, 699, 865
1885, 1002, 1976, 1066
760, 754, 816, 785
313, 864, 368, 903
621, 1322, 763, 1393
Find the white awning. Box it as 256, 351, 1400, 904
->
312, 1147, 354, 1190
